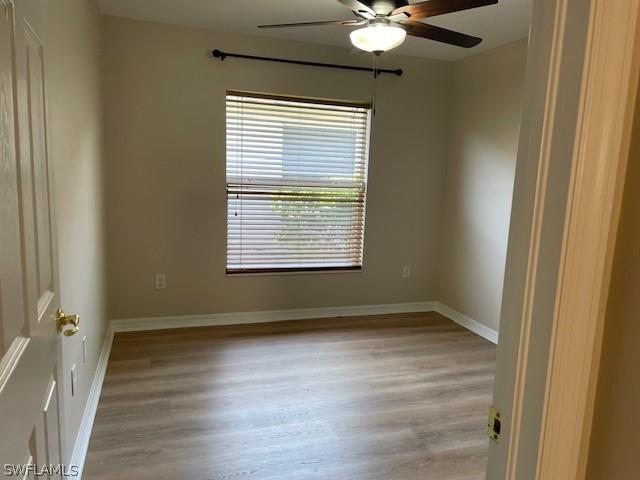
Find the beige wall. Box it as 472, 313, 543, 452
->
102, 16, 452, 319
438, 39, 528, 332
586, 86, 640, 479
48, 0, 107, 459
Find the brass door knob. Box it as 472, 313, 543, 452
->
56, 307, 80, 337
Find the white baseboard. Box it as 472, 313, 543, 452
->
110, 302, 438, 332
110, 301, 498, 344
70, 300, 495, 478
434, 302, 499, 344
69, 324, 114, 479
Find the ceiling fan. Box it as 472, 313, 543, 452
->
258, 0, 498, 54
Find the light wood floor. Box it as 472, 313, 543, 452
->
84, 312, 496, 480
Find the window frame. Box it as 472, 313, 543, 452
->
224, 90, 372, 275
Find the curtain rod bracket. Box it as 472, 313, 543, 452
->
211, 49, 403, 77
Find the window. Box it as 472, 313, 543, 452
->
226, 91, 371, 274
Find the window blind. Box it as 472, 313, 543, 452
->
226, 92, 371, 273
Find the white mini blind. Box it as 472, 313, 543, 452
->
226, 91, 371, 273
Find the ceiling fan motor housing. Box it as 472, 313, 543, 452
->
369, 0, 410, 15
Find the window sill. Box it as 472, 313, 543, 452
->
225, 266, 363, 277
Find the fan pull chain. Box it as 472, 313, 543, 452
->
371, 54, 379, 117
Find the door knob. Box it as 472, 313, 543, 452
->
56, 307, 80, 337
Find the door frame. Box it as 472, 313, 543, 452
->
489, 0, 640, 478
535, 0, 640, 477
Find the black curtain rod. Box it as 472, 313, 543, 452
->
212, 49, 403, 77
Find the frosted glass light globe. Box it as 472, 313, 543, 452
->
350, 24, 407, 53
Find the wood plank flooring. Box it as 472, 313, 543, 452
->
84, 312, 496, 480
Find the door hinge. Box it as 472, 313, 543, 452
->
487, 406, 502, 443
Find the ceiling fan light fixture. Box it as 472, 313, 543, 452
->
350, 22, 407, 53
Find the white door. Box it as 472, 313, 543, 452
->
486, 0, 591, 476
0, 0, 76, 476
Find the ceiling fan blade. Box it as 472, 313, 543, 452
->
398, 21, 482, 48
336, 0, 377, 19
258, 19, 366, 29
391, 0, 498, 20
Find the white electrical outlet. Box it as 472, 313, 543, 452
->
82, 336, 87, 363
70, 364, 76, 396
402, 266, 411, 279
155, 274, 166, 290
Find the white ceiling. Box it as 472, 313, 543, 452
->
95, 0, 533, 61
